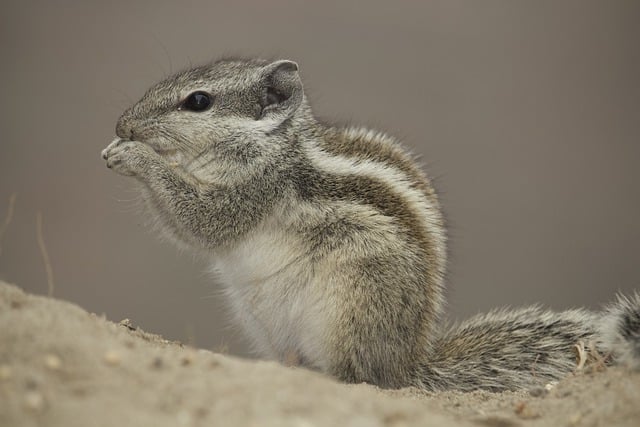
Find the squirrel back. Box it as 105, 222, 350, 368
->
102, 58, 640, 391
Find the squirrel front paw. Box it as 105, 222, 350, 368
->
101, 138, 158, 177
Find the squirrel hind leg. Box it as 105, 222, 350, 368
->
599, 292, 640, 370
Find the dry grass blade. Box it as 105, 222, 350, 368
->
36, 212, 55, 297
574, 341, 587, 371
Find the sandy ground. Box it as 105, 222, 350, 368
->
0, 281, 638, 427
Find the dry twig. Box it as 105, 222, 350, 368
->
574, 340, 587, 371
36, 212, 55, 297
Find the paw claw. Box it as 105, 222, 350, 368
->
101, 139, 156, 177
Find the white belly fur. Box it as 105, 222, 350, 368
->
209, 221, 329, 371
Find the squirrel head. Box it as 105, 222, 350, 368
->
115, 58, 307, 178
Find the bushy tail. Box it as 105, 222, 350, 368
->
598, 292, 640, 371
414, 293, 640, 392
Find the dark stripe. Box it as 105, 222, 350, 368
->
291, 159, 444, 308
318, 127, 441, 213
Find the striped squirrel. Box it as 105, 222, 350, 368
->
102, 58, 640, 391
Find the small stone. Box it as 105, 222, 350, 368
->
44, 354, 62, 370
119, 318, 136, 331
24, 391, 45, 412
181, 352, 195, 366
104, 350, 121, 366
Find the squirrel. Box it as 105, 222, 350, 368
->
102, 58, 640, 392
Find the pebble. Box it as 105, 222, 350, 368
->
24, 391, 45, 412
44, 354, 62, 370
181, 352, 195, 366
104, 350, 122, 366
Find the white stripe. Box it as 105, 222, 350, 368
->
303, 129, 446, 261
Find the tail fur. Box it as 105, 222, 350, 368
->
414, 293, 640, 392
598, 292, 640, 371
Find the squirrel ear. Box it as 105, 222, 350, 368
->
258, 60, 303, 119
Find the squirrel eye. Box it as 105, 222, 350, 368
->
181, 91, 212, 112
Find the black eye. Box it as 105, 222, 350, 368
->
181, 91, 212, 112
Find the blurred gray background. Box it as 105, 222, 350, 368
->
1, 0, 638, 356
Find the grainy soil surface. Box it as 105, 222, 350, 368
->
0, 281, 638, 427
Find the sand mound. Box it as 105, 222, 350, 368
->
0, 281, 638, 426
